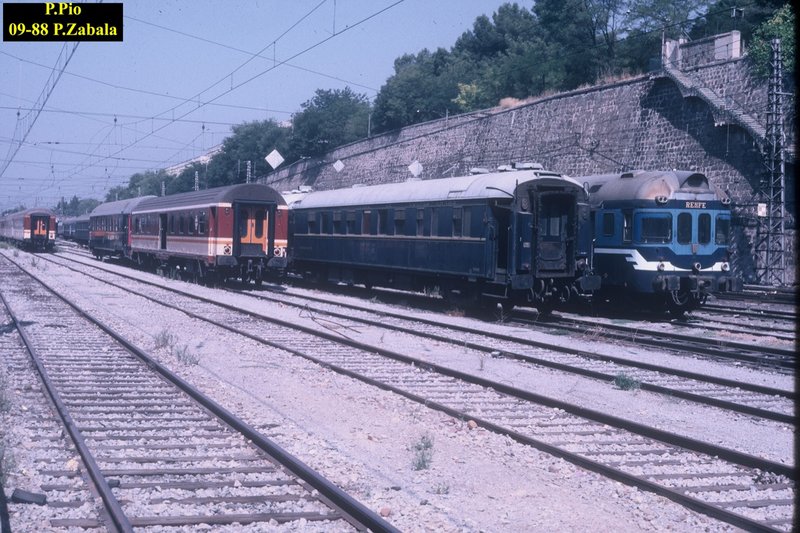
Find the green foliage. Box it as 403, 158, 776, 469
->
689, 0, 786, 41
0, 371, 10, 413
206, 119, 292, 188
289, 87, 371, 157
412, 434, 434, 470
747, 3, 795, 80
154, 329, 177, 350
104, 1, 790, 197
1, 205, 26, 216
106, 169, 171, 201
56, 195, 101, 216
614, 372, 641, 391
0, 439, 16, 487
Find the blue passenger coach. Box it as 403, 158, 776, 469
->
578, 170, 741, 313
287, 165, 600, 312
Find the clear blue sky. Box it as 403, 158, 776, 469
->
0, 0, 520, 212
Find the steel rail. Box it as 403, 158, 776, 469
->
523, 315, 795, 370
31, 251, 796, 531
52, 267, 797, 530
47, 252, 797, 402
0, 290, 133, 533
2, 254, 398, 533
42, 251, 795, 442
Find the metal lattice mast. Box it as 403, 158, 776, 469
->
755, 38, 786, 286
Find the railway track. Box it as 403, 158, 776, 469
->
11, 250, 796, 531
521, 312, 795, 372
45, 252, 795, 425
0, 255, 395, 532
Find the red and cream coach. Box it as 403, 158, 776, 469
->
0, 207, 57, 252
128, 183, 288, 284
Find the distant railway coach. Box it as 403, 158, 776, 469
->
128, 183, 288, 284
286, 165, 600, 312
578, 170, 742, 313
0, 208, 57, 252
58, 215, 90, 246
89, 196, 155, 259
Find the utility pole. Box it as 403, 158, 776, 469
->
246, 160, 252, 184
161, 180, 165, 197
194, 170, 199, 191
755, 38, 786, 286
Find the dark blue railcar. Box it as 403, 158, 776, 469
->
58, 215, 90, 245
287, 165, 599, 312
578, 170, 741, 313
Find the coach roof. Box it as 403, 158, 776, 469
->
90, 196, 156, 217
132, 183, 285, 214
576, 170, 722, 204
287, 169, 575, 210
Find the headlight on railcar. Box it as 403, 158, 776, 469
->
657, 262, 665, 272
692, 262, 701, 272
721, 262, 730, 272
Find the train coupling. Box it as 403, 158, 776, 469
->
576, 273, 601, 292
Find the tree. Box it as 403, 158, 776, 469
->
689, 0, 786, 41
289, 87, 371, 157
106, 169, 170, 200
624, 0, 705, 38
205, 119, 291, 187
746, 3, 795, 80
56, 195, 100, 216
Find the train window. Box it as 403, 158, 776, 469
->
461, 207, 480, 237
602, 213, 614, 236
169, 215, 175, 234
416, 209, 424, 236
452, 208, 463, 237
362, 211, 372, 234
698, 213, 711, 244
429, 208, 438, 236
345, 211, 356, 234
394, 209, 406, 235
639, 214, 672, 243
308, 213, 319, 234
378, 209, 390, 235
321, 211, 332, 234
623, 211, 632, 243
715, 215, 730, 245
677, 213, 692, 244
180, 216, 186, 234
198, 212, 206, 235
333, 211, 344, 234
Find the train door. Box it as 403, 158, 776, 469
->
534, 192, 574, 275
233, 202, 272, 257
31, 215, 49, 238
31, 215, 50, 250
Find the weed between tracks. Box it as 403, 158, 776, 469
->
153, 329, 199, 366
0, 370, 14, 487
412, 433, 434, 470
614, 372, 641, 391
0, 440, 16, 487
0, 372, 10, 413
